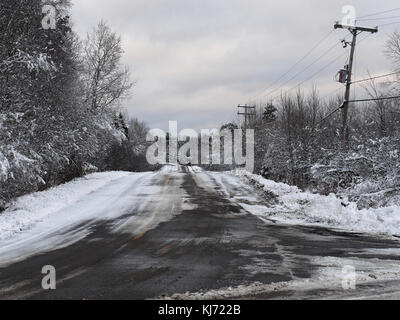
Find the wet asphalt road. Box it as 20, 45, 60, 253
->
1, 166, 400, 300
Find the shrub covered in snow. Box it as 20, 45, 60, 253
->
246, 85, 400, 212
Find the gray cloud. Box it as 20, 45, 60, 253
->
71, 0, 400, 130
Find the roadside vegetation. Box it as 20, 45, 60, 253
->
242, 35, 400, 209
0, 0, 149, 210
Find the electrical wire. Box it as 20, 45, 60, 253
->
261, 36, 350, 100
317, 105, 343, 125
351, 72, 399, 84
377, 20, 400, 28
319, 94, 400, 126
357, 15, 400, 22
316, 94, 400, 125
348, 96, 400, 103
248, 29, 336, 102
357, 8, 400, 19
268, 33, 372, 102
244, 9, 397, 105
269, 51, 348, 101
255, 9, 400, 124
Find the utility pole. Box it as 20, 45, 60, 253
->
237, 105, 256, 130
334, 22, 378, 149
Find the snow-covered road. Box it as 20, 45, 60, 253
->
1, 165, 400, 300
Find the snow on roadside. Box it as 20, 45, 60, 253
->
0, 171, 132, 241
160, 163, 180, 173
157, 251, 400, 300
160, 164, 203, 173
187, 166, 203, 173
157, 267, 400, 300
232, 169, 400, 238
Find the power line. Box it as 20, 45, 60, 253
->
357, 15, 400, 22
317, 105, 343, 125
358, 80, 400, 85
348, 96, 400, 103
262, 37, 350, 100
243, 9, 399, 108
269, 33, 372, 102
358, 8, 400, 19
377, 20, 400, 28
269, 51, 348, 101
246, 17, 380, 104
248, 29, 335, 102
317, 94, 400, 126
351, 72, 399, 84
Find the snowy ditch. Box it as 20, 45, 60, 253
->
231, 169, 400, 238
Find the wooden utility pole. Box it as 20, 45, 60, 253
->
334, 22, 378, 149
238, 105, 256, 130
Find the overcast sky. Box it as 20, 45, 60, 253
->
70, 0, 400, 131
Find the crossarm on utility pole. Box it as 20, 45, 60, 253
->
334, 22, 378, 33
237, 105, 256, 130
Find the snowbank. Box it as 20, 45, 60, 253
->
233, 170, 400, 237
159, 163, 180, 173
159, 164, 203, 173
0, 171, 132, 240
187, 166, 203, 173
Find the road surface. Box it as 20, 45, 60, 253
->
1, 165, 400, 300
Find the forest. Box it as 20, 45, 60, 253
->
0, 0, 149, 210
